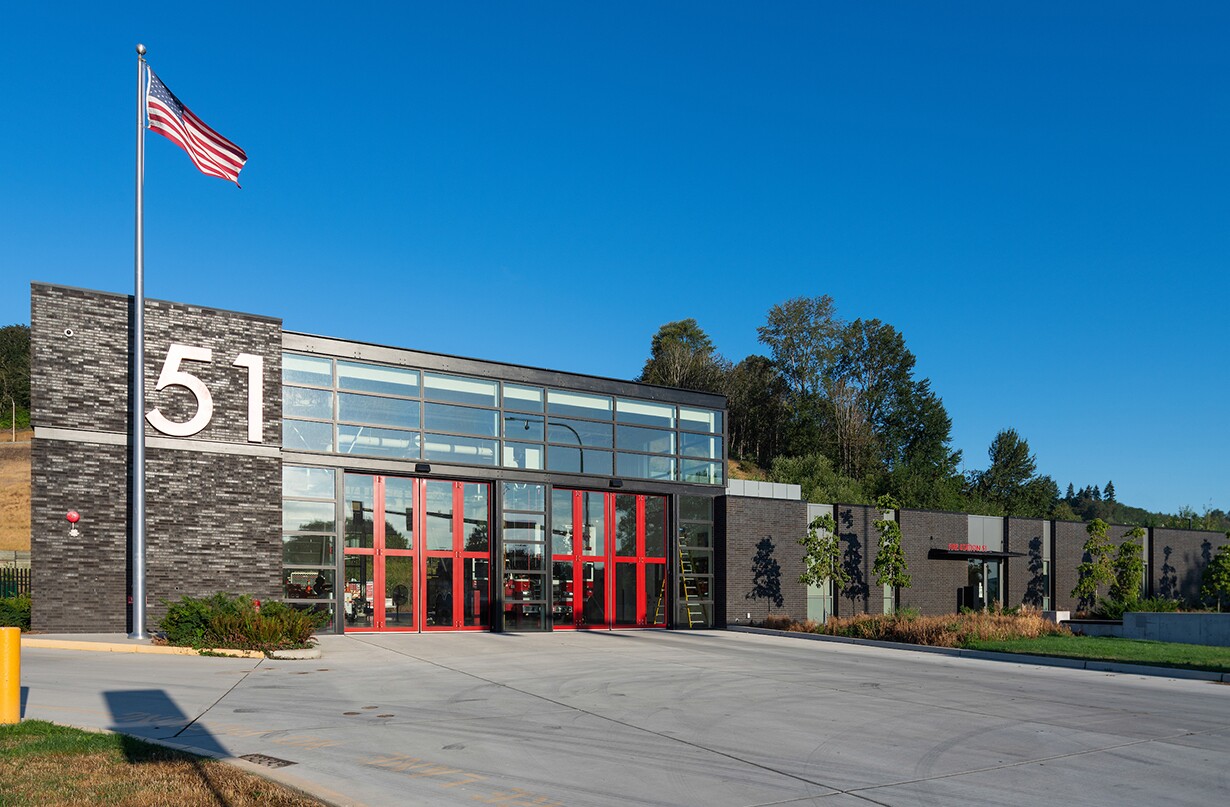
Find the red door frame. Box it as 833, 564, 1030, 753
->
422, 480, 491, 631
553, 489, 668, 630
344, 475, 490, 633
343, 474, 417, 632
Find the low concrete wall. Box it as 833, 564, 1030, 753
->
1067, 613, 1230, 646
1123, 612, 1230, 646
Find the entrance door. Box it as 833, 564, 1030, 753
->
423, 480, 491, 630
551, 489, 668, 629
343, 474, 489, 632
964, 558, 1002, 611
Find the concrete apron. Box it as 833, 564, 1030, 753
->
16, 630, 1230, 807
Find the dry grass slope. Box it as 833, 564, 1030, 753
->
0, 430, 31, 551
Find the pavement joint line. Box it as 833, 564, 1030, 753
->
350, 636, 849, 796
173, 656, 269, 740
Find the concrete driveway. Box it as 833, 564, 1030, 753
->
18, 630, 1230, 806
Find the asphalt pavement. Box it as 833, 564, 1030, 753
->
17, 630, 1230, 806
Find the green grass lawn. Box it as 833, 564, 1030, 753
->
966, 635, 1230, 674
0, 720, 323, 806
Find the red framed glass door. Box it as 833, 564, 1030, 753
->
343, 474, 416, 632
344, 474, 489, 632
553, 489, 668, 630
422, 480, 491, 631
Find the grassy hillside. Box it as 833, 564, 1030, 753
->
0, 430, 31, 550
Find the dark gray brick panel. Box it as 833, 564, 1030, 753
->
1153, 528, 1229, 603
721, 496, 808, 625
30, 439, 129, 632
30, 284, 283, 633
31, 283, 282, 445
1007, 518, 1048, 608
145, 448, 282, 623
835, 505, 877, 615
898, 509, 969, 615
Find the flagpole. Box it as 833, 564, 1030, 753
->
130, 42, 149, 640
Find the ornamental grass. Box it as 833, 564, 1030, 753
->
762, 609, 1069, 648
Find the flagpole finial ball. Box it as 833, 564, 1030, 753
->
137, 43, 146, 55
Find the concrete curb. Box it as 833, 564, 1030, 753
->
727, 626, 1230, 682
21, 637, 264, 659
269, 647, 322, 660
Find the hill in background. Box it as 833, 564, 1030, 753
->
0, 431, 30, 550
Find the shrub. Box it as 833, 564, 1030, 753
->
0, 595, 31, 631
1092, 598, 1132, 620
159, 594, 327, 654
1135, 596, 1182, 613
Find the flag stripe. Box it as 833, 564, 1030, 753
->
145, 67, 247, 185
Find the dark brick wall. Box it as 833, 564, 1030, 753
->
1054, 520, 1156, 610
30, 283, 283, 633
721, 495, 807, 625
1007, 518, 1048, 608
898, 509, 970, 614
1153, 527, 1229, 603
30, 439, 129, 632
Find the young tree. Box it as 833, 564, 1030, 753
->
1109, 527, 1146, 604
871, 494, 910, 613
799, 512, 848, 595
1201, 541, 1230, 612
1072, 518, 1115, 610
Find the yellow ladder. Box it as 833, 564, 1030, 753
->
655, 546, 706, 627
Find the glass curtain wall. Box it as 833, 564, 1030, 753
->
282, 466, 338, 629
283, 353, 725, 487
676, 495, 715, 628
502, 482, 548, 630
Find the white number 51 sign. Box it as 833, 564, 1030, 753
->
146, 343, 264, 442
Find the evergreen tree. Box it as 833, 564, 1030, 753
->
1092, 485, 1102, 501
1066, 482, 1075, 501
1104, 480, 1116, 503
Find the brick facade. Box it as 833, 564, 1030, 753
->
1152, 527, 1229, 603
30, 283, 282, 632
720, 495, 807, 626
1007, 518, 1048, 608
722, 496, 1229, 622
898, 509, 970, 615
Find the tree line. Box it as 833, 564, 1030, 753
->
0, 324, 30, 431
637, 297, 1226, 530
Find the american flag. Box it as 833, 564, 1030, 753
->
145, 67, 247, 185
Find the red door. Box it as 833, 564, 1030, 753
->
552, 489, 667, 630
343, 474, 489, 633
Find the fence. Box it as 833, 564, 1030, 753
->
0, 568, 30, 598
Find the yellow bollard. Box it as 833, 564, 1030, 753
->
0, 626, 19, 724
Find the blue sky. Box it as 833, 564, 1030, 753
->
2, 3, 1227, 514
